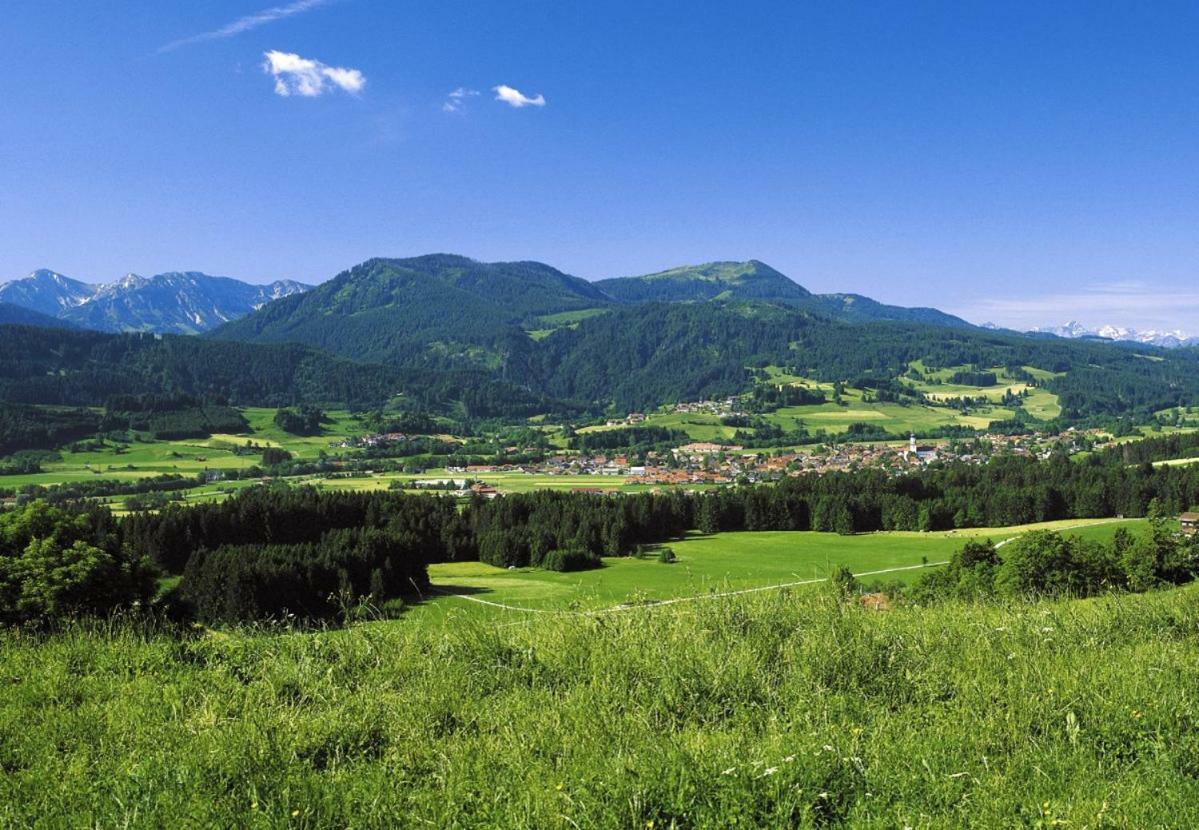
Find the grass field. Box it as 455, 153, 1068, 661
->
901, 362, 1063, 420
411, 519, 1148, 624
2, 573, 1196, 827
580, 373, 1022, 444
1, 408, 365, 491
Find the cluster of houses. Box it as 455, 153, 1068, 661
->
671, 398, 746, 417
436, 430, 1115, 487
338, 432, 409, 449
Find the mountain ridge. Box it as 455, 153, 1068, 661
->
1033, 320, 1199, 349
0, 269, 310, 334
595, 260, 971, 328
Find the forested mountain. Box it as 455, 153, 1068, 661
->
200, 254, 1199, 418
210, 255, 613, 365
0, 325, 559, 416
0, 269, 309, 334
208, 254, 972, 370
596, 260, 971, 327
595, 260, 811, 304
528, 301, 1199, 414
6, 254, 1199, 424
0, 302, 76, 329
803, 293, 970, 327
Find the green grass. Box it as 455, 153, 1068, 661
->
902, 362, 1063, 420
526, 307, 610, 339
3, 409, 365, 490
759, 370, 1021, 434
413, 519, 1147, 624
1, 572, 1196, 827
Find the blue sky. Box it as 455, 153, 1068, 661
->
1, 1, 1198, 331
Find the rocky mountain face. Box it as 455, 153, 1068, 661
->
0, 270, 310, 334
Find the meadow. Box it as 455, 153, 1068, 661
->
901, 362, 1064, 421
571, 364, 1064, 443
411, 519, 1146, 624
1, 574, 1195, 827
0, 408, 365, 491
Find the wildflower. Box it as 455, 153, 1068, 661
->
721, 767, 736, 776
761, 767, 779, 777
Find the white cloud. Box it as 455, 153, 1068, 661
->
263, 50, 365, 97
442, 87, 480, 113
159, 0, 333, 53
492, 84, 546, 108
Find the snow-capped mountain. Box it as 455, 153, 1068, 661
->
1034, 320, 1199, 349
0, 269, 311, 335
0, 269, 98, 316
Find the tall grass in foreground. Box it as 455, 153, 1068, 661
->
1, 586, 1198, 828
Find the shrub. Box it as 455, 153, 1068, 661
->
0, 501, 155, 626
540, 547, 601, 573
261, 446, 293, 466
657, 546, 677, 564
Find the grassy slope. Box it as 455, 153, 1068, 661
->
579, 372, 1020, 443
1, 578, 1196, 827
903, 362, 1063, 420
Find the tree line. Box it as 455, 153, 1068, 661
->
4, 444, 1199, 627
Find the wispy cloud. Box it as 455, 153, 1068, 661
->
957, 280, 1199, 331
159, 0, 334, 53
493, 84, 546, 108
263, 50, 365, 97
442, 87, 480, 113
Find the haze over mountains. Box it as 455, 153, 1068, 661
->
0, 269, 310, 335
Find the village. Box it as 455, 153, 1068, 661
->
429, 428, 1114, 492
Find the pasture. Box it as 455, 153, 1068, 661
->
1, 572, 1195, 827
0, 408, 364, 491
412, 518, 1147, 624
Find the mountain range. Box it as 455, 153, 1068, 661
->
0, 269, 310, 335
1031, 321, 1199, 349
1, 256, 973, 339
209, 254, 976, 367
3, 253, 1199, 420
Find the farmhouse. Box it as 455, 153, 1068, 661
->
1181, 512, 1199, 536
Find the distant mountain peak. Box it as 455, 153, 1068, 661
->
1035, 320, 1197, 348
0, 268, 310, 334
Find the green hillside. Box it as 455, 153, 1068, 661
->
4, 581, 1197, 827
595, 259, 812, 303
210, 255, 613, 365
596, 259, 970, 327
